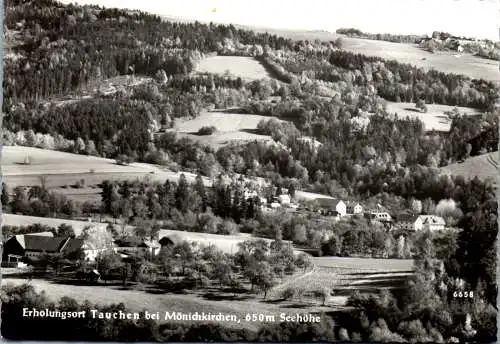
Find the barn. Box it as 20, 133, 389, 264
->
2, 234, 99, 264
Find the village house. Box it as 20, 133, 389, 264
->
2, 233, 108, 264
113, 237, 161, 257
346, 201, 363, 215
278, 194, 291, 206
397, 214, 446, 231
365, 212, 393, 224
315, 198, 347, 217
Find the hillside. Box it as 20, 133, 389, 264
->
1, 146, 212, 189
162, 15, 500, 83
171, 110, 276, 149
440, 151, 499, 182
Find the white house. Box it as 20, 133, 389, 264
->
316, 198, 347, 217
278, 194, 291, 206
366, 212, 393, 223
418, 215, 446, 231
398, 215, 446, 231
2, 234, 110, 263
244, 189, 259, 200
113, 238, 161, 257
346, 202, 363, 215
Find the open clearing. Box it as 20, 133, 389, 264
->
441, 151, 499, 182
385, 102, 481, 132
162, 15, 500, 82
252, 28, 500, 82
340, 38, 500, 82
158, 229, 293, 255
1, 214, 108, 236
2, 146, 213, 189
172, 110, 276, 149
195, 56, 271, 80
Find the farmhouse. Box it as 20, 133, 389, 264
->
315, 198, 347, 217
346, 202, 363, 215
365, 212, 393, 223
278, 194, 291, 205
398, 215, 446, 231
113, 237, 161, 257
2, 234, 107, 263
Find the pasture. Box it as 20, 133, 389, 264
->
1, 146, 214, 190
384, 102, 480, 132
172, 110, 276, 149
158, 229, 293, 255
248, 26, 500, 82
195, 56, 271, 80
340, 38, 500, 82
1, 214, 108, 237
441, 151, 499, 182
183, 16, 500, 82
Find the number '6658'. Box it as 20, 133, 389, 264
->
453, 291, 473, 298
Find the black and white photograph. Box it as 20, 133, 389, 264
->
0, 0, 498, 342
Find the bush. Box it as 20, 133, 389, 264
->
23, 155, 32, 165
197, 126, 217, 135
74, 179, 86, 189
339, 328, 350, 341
311, 287, 330, 305
281, 287, 296, 300
116, 154, 133, 165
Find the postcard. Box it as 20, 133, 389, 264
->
1, 0, 498, 342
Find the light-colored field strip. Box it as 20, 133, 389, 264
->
1, 213, 108, 236
195, 56, 271, 80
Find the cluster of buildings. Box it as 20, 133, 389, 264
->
2, 186, 447, 268
2, 227, 289, 268
2, 230, 163, 267
419, 34, 496, 54
311, 197, 446, 232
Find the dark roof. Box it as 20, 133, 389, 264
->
22, 235, 84, 254
114, 237, 148, 248
24, 236, 68, 253
61, 238, 84, 254
316, 198, 342, 208
421, 216, 445, 225
158, 233, 183, 246
397, 214, 419, 223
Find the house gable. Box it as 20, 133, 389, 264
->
3, 236, 26, 260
